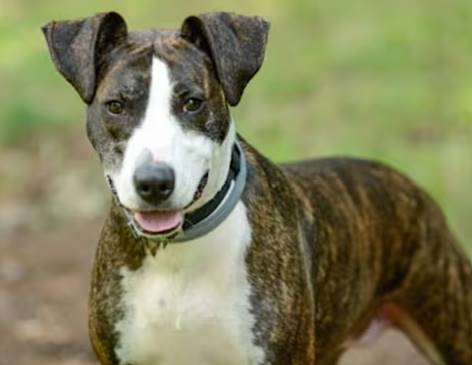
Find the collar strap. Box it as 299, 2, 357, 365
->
128, 139, 247, 243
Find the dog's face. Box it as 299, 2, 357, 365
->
43, 12, 269, 237
88, 32, 234, 233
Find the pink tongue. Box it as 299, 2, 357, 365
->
133, 211, 183, 233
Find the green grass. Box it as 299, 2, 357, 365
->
0, 0, 471, 252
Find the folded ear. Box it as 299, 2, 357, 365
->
181, 12, 270, 106
42, 12, 128, 104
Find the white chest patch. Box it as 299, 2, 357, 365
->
115, 202, 264, 365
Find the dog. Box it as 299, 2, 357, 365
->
42, 11, 472, 365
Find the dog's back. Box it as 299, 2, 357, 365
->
281, 156, 472, 363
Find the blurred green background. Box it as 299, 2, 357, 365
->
0, 1, 471, 363
4, 0, 470, 247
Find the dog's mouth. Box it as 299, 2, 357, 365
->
130, 210, 184, 236
107, 172, 209, 238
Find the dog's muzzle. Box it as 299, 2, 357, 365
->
107, 140, 247, 244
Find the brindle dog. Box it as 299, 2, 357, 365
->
42, 11, 471, 365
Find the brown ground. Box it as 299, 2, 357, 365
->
0, 127, 429, 365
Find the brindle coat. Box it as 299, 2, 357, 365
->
42, 11, 472, 365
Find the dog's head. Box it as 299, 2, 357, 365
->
42, 12, 269, 237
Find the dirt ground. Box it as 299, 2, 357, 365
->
0, 128, 429, 365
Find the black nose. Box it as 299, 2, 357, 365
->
133, 162, 175, 205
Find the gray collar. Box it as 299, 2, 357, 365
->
125, 140, 247, 243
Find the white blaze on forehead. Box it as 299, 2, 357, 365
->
141, 57, 177, 161
112, 56, 234, 211
126, 57, 177, 164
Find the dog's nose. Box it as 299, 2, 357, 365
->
133, 162, 175, 205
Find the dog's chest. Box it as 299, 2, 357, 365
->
115, 203, 264, 365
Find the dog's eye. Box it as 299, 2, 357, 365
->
183, 98, 204, 113
105, 100, 125, 115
